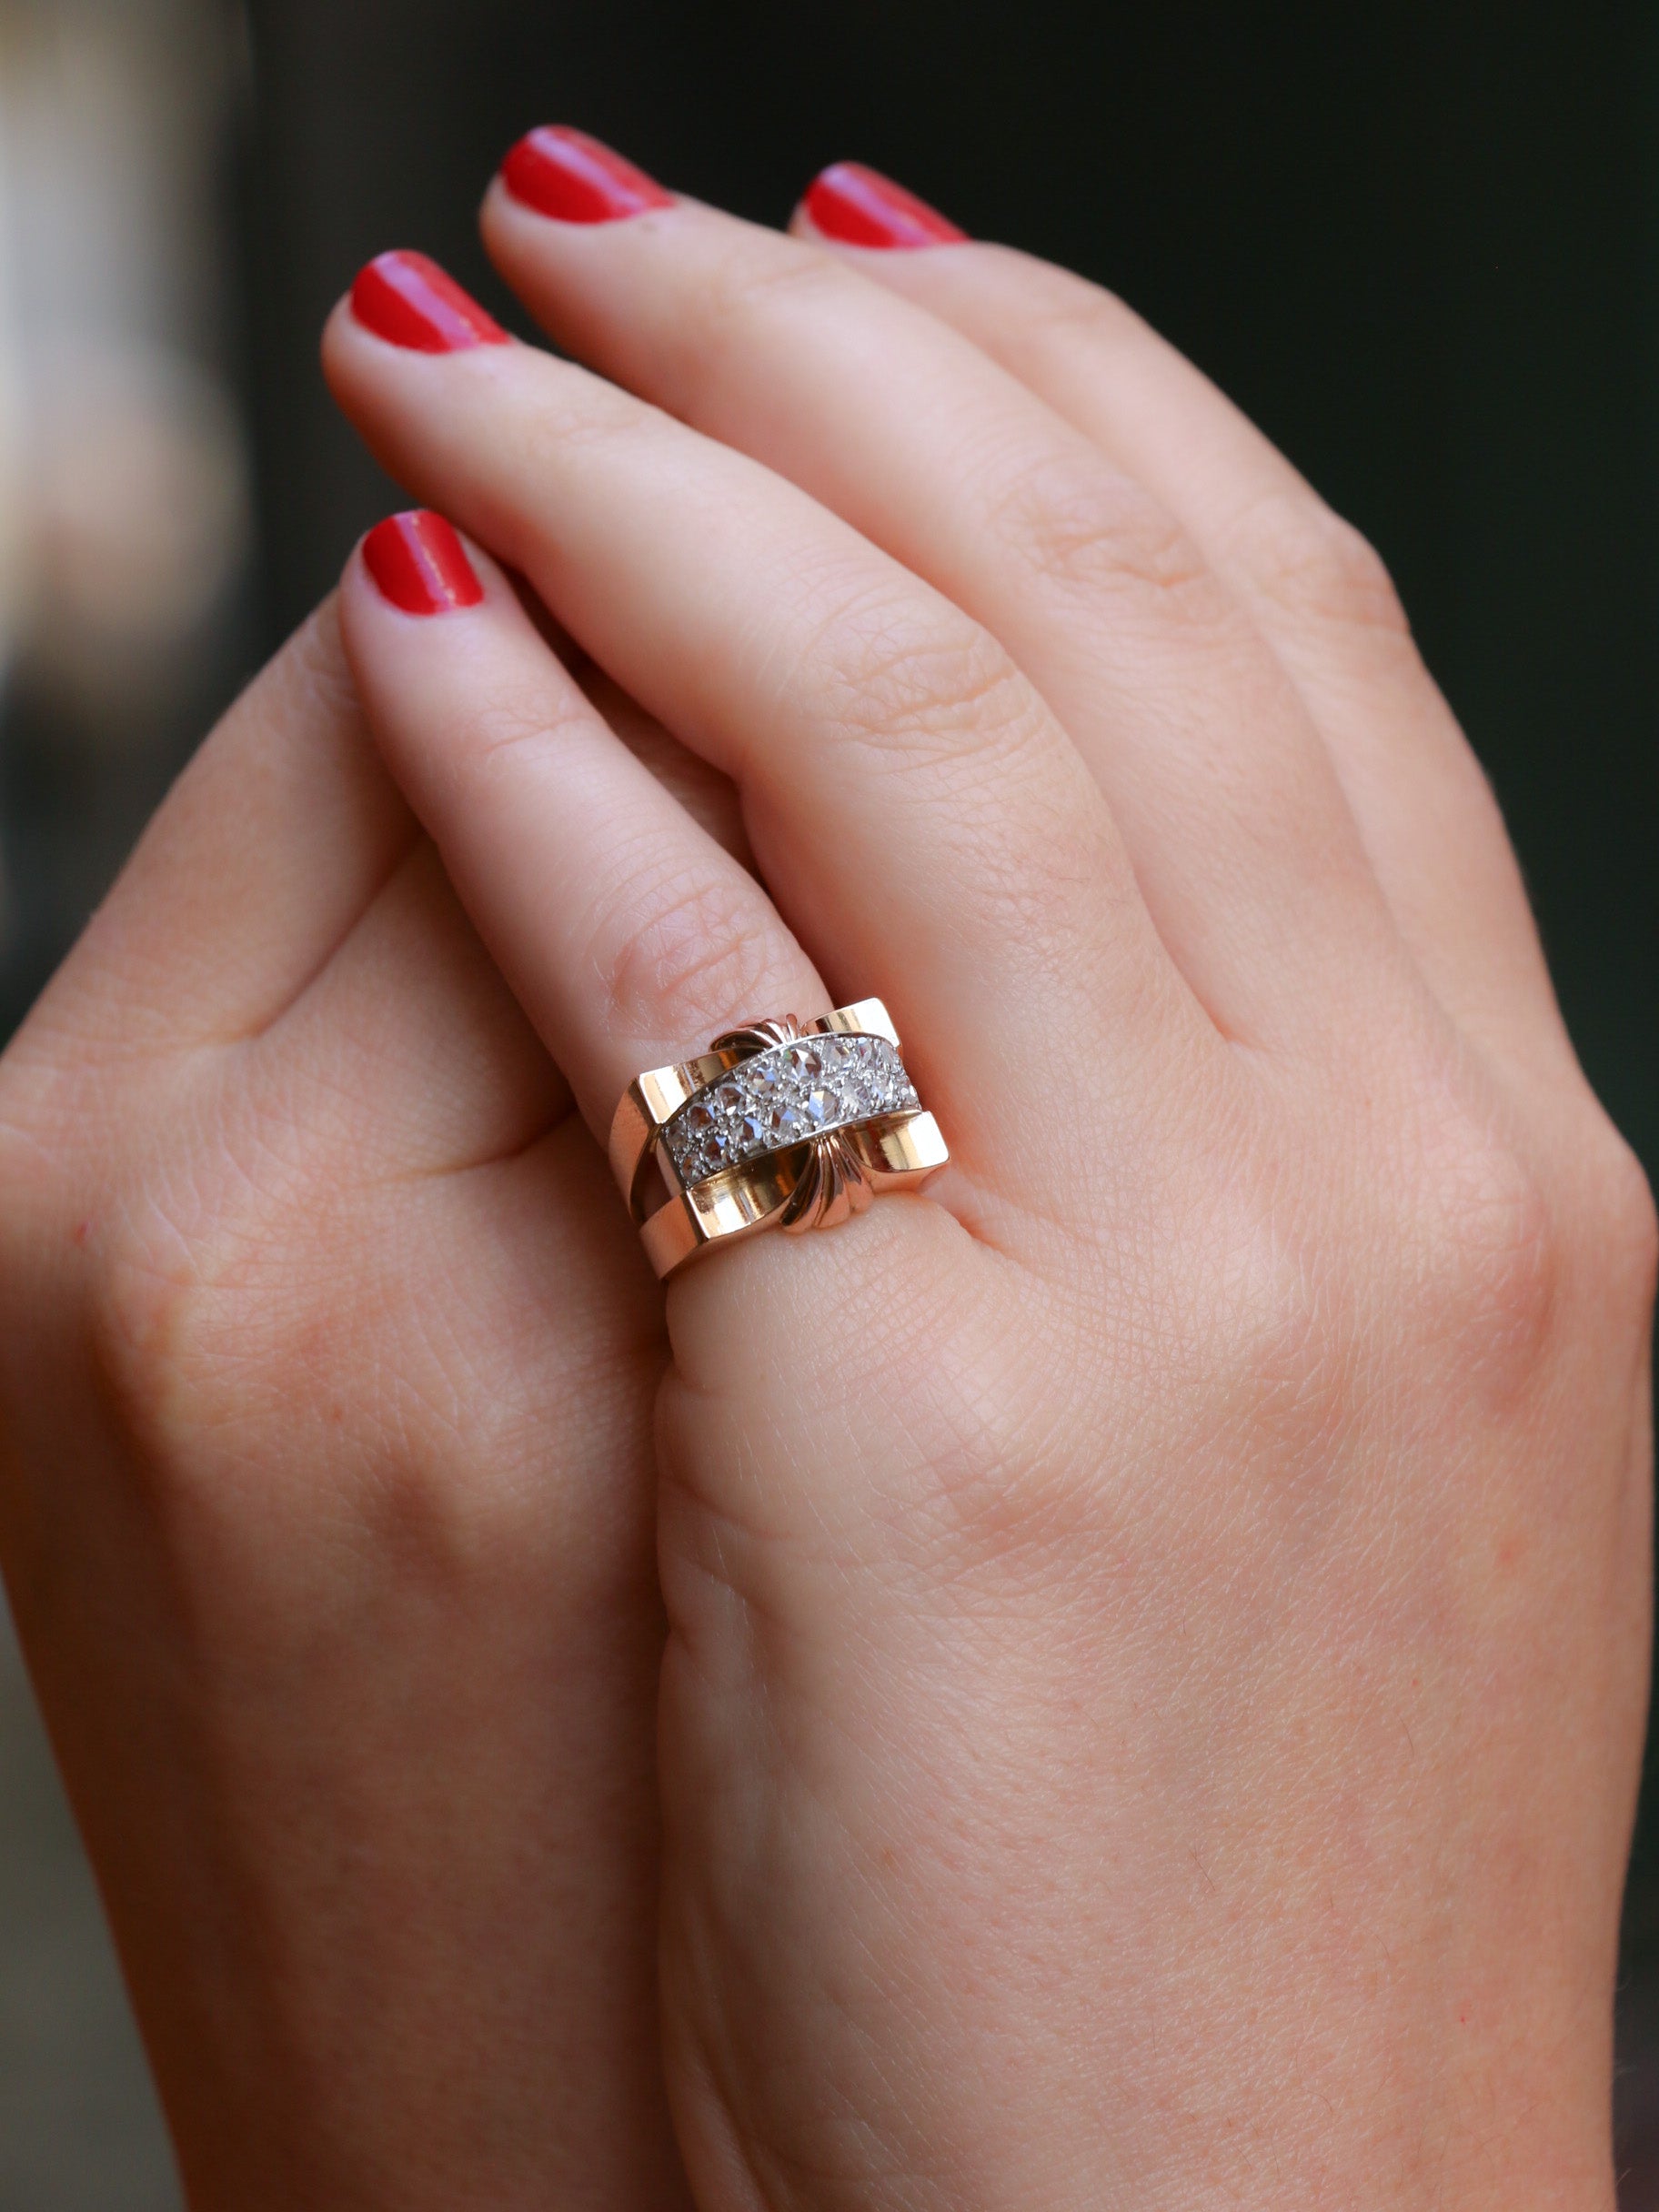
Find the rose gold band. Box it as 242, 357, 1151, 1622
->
608, 998, 948, 1279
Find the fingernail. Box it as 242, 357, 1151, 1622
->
801, 163, 966, 249
362, 511, 484, 615
501, 126, 674, 224
350, 250, 509, 352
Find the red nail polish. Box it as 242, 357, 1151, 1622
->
501, 126, 674, 224
362, 512, 484, 615
802, 163, 966, 249
350, 251, 508, 353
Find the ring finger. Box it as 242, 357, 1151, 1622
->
334, 512, 826, 1148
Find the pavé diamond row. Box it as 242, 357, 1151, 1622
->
663, 1031, 920, 1190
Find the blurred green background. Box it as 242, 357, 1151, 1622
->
0, 1, 1653, 2201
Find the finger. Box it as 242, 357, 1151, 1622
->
511, 591, 751, 865
334, 511, 828, 1148
323, 261, 1194, 1186
28, 602, 416, 1067
790, 190, 1567, 1074
478, 137, 1402, 1056
583, 662, 751, 871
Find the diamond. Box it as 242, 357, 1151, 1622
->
663, 1030, 919, 1181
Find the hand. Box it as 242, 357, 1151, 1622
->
317, 141, 1656, 2211
0, 607, 715, 2205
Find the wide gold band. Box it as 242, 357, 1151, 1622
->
608, 998, 948, 1279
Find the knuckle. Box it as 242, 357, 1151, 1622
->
1185, 1180, 1361, 1458
1434, 1156, 1558, 1374
663, 1209, 1100, 1586
1577, 1113, 1659, 1306
1183, 1094, 1565, 1455
85, 1190, 232, 1486
986, 443, 1212, 608
1235, 489, 1412, 638
784, 570, 1117, 970
812, 580, 1038, 766
80, 1178, 537, 1631
596, 858, 784, 1045
1393, 1091, 1563, 1394
0, 1028, 128, 1315
445, 680, 595, 791
78, 1157, 322, 1523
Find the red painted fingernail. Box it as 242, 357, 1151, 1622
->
501, 126, 674, 224
362, 511, 484, 615
802, 163, 966, 249
350, 250, 508, 353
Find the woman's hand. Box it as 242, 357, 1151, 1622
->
317, 139, 1656, 2212
0, 608, 708, 2206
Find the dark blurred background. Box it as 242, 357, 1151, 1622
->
0, 0, 1653, 2202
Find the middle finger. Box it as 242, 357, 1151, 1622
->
479, 133, 1407, 1052
324, 259, 1191, 1190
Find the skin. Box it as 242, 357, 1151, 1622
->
0, 161, 1654, 2211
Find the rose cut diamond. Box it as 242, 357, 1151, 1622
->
662, 1031, 920, 1188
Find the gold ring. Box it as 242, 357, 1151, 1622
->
608, 998, 948, 1279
